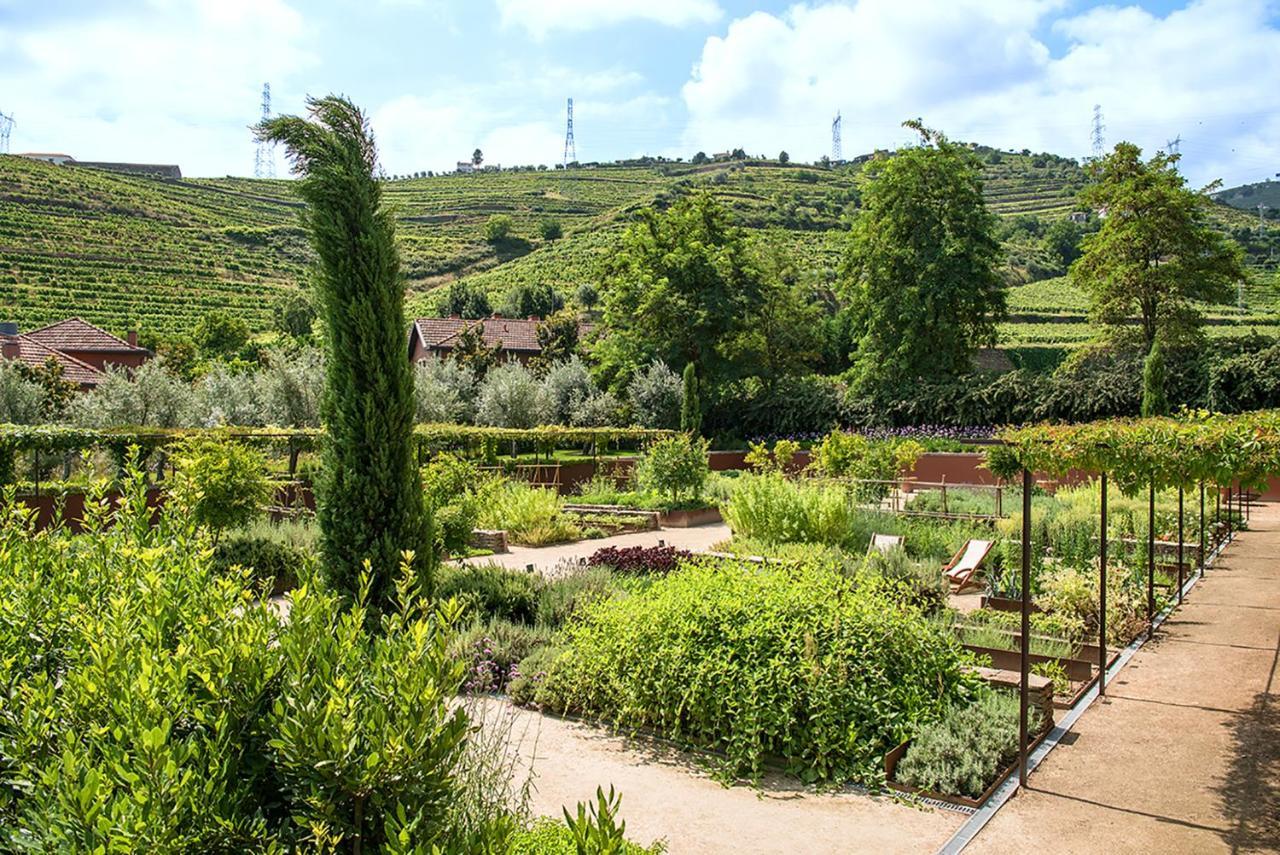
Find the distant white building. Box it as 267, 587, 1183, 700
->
17, 152, 74, 165
456, 161, 476, 174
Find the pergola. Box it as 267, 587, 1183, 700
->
990, 410, 1280, 788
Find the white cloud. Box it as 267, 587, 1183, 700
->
680, 0, 1280, 187
496, 0, 722, 39
0, 0, 316, 176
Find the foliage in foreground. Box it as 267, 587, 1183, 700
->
537, 558, 978, 784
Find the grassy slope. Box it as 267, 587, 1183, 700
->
2, 150, 1277, 347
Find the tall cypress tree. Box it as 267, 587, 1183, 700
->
1141, 338, 1169, 417
680, 362, 701, 435
258, 96, 430, 605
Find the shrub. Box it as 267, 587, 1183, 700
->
538, 217, 563, 241
0, 360, 48, 424
211, 535, 307, 594
539, 559, 978, 783
723, 474, 858, 547
540, 356, 595, 424
477, 480, 569, 542
422, 452, 482, 555
449, 618, 554, 694
629, 361, 683, 429
860, 548, 948, 614
895, 690, 1042, 799
436, 562, 542, 624
170, 436, 272, 540
635, 434, 709, 503
476, 362, 548, 428
485, 214, 514, 242
536, 566, 619, 627
414, 356, 477, 424
586, 544, 691, 575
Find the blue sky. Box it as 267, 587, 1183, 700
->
1, 0, 1278, 188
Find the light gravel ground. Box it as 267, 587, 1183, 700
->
460, 523, 732, 576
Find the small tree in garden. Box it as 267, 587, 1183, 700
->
451, 321, 502, 379
636, 434, 710, 503
680, 362, 701, 435
629, 360, 682, 429
1141, 339, 1169, 417
258, 96, 431, 606
171, 437, 271, 544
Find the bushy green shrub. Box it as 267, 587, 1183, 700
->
635, 434, 710, 502
211, 534, 307, 594
895, 690, 1042, 799
508, 645, 564, 707
860, 548, 949, 614
436, 563, 542, 624
449, 618, 554, 694
536, 566, 620, 627
477, 480, 566, 541
723, 474, 860, 547
538, 559, 978, 783
170, 436, 272, 540
422, 452, 482, 555
0, 472, 501, 851
511, 808, 664, 854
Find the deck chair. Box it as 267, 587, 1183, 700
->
867, 533, 905, 556
943, 539, 994, 593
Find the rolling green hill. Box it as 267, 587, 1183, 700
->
2, 149, 1277, 351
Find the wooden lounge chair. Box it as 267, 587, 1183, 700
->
867, 533, 905, 556
943, 539, 994, 592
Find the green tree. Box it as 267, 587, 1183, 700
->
722, 244, 823, 392
1141, 338, 1169, 417
272, 290, 317, 340
534, 308, 580, 368
258, 95, 431, 606
1072, 142, 1246, 353
680, 362, 701, 435
472, 148, 483, 166
451, 321, 501, 379
841, 121, 1006, 382
438, 280, 491, 319
171, 437, 271, 545
778, 150, 790, 164
500, 282, 563, 318
193, 310, 250, 359
538, 217, 563, 241
596, 192, 760, 390
15, 357, 76, 420
484, 214, 514, 243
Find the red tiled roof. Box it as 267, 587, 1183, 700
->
2, 334, 105, 387
25, 317, 146, 354
412, 317, 544, 353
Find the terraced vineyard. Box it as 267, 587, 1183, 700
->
2, 149, 1277, 349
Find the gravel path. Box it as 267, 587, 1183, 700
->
475, 699, 965, 855
461, 523, 732, 576
968, 501, 1280, 854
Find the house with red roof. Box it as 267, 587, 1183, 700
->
408, 316, 548, 365
1, 318, 151, 388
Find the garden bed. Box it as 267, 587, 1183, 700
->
963, 643, 1094, 683
658, 506, 723, 527
883, 727, 1050, 810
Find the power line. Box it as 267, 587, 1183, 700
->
254, 83, 275, 179
563, 97, 576, 168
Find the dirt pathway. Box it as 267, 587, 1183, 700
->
461, 523, 731, 576
968, 502, 1280, 854
481, 700, 965, 855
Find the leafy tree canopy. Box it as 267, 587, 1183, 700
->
841, 120, 1006, 384
1072, 142, 1246, 352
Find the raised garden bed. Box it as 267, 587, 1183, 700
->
658, 507, 723, 527
963, 643, 1094, 683
883, 727, 1050, 810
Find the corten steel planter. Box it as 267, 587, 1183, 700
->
17, 486, 166, 532
658, 507, 723, 527
963, 644, 1094, 683
883, 728, 1050, 810
980, 595, 1044, 614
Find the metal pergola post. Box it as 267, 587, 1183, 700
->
1147, 479, 1155, 640
1019, 468, 1032, 789
1199, 480, 1206, 575
1099, 472, 1108, 697
1177, 486, 1185, 605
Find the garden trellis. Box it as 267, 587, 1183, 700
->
989, 409, 1280, 788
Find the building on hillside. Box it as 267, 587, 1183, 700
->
16, 152, 74, 165
15, 152, 181, 178
409, 316, 545, 365
0, 318, 151, 388
456, 162, 476, 174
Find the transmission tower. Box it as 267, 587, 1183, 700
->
0, 112, 13, 155
1090, 104, 1105, 160
562, 97, 576, 168
1166, 134, 1181, 157
254, 83, 275, 179
831, 111, 842, 162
